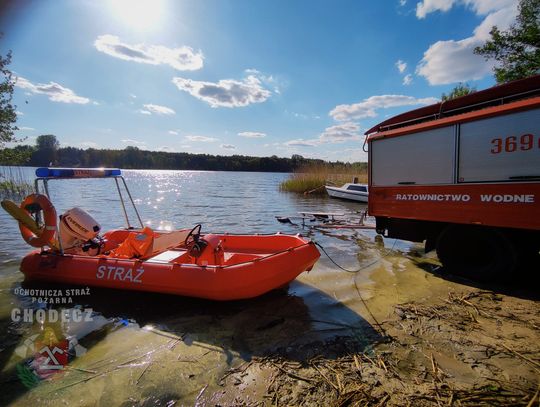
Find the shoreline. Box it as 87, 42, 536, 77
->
212, 262, 540, 406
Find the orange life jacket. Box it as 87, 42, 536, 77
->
109, 227, 154, 259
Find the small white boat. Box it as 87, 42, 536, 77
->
325, 183, 369, 203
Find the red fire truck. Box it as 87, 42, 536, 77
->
366, 75, 540, 279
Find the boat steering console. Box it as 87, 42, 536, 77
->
185, 224, 207, 258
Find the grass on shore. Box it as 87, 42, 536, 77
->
280, 163, 368, 194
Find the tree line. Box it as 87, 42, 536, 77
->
0, 135, 368, 173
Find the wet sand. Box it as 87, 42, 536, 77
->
213, 252, 540, 406
1, 237, 539, 406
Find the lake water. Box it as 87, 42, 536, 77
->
0, 168, 414, 405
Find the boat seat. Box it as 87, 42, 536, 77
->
151, 229, 191, 252
147, 249, 188, 264
107, 228, 191, 259
139, 229, 191, 259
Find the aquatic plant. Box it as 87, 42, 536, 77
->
0, 166, 33, 200
280, 162, 367, 194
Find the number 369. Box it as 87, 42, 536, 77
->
491, 134, 538, 154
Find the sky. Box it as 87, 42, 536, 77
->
0, 0, 519, 162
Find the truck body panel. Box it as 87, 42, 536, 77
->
458, 108, 540, 183
371, 126, 455, 186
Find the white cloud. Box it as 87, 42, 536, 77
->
244, 68, 285, 94
185, 135, 217, 142
16, 111, 24, 116
172, 75, 271, 108
168, 130, 179, 135
94, 35, 203, 71
238, 131, 266, 138
19, 126, 34, 131
416, 0, 516, 19
80, 141, 98, 148
399, 0, 407, 5
142, 103, 175, 115
329, 94, 438, 121
285, 110, 318, 119
396, 60, 407, 73
284, 122, 363, 148
416, 38, 492, 85
245, 68, 261, 75
416, 0, 455, 18
284, 139, 319, 147
472, 6, 518, 40
403, 74, 413, 85
157, 146, 176, 152
121, 139, 146, 146
319, 122, 362, 144
15, 76, 90, 104
221, 144, 236, 150
415, 1, 518, 84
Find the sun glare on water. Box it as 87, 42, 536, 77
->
108, 0, 166, 31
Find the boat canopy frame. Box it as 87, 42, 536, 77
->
34, 167, 144, 255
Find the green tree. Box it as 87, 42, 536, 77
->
36, 134, 60, 150
474, 0, 540, 83
441, 83, 477, 101
33, 134, 60, 166
0, 144, 33, 165
0, 48, 18, 146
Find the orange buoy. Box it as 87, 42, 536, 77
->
19, 194, 58, 248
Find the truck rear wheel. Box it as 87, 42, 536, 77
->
435, 225, 518, 281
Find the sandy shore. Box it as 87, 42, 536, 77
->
211, 256, 540, 406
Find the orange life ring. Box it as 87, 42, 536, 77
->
19, 194, 57, 248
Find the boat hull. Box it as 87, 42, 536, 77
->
20, 234, 320, 301
325, 186, 368, 203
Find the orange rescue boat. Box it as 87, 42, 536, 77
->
4, 168, 320, 300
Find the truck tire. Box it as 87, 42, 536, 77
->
436, 225, 518, 281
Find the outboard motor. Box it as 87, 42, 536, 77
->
59, 207, 102, 255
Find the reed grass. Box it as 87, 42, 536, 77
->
280, 163, 368, 194
0, 166, 34, 201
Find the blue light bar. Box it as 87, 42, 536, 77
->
35, 168, 122, 178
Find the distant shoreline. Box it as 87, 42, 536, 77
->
1, 145, 367, 173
